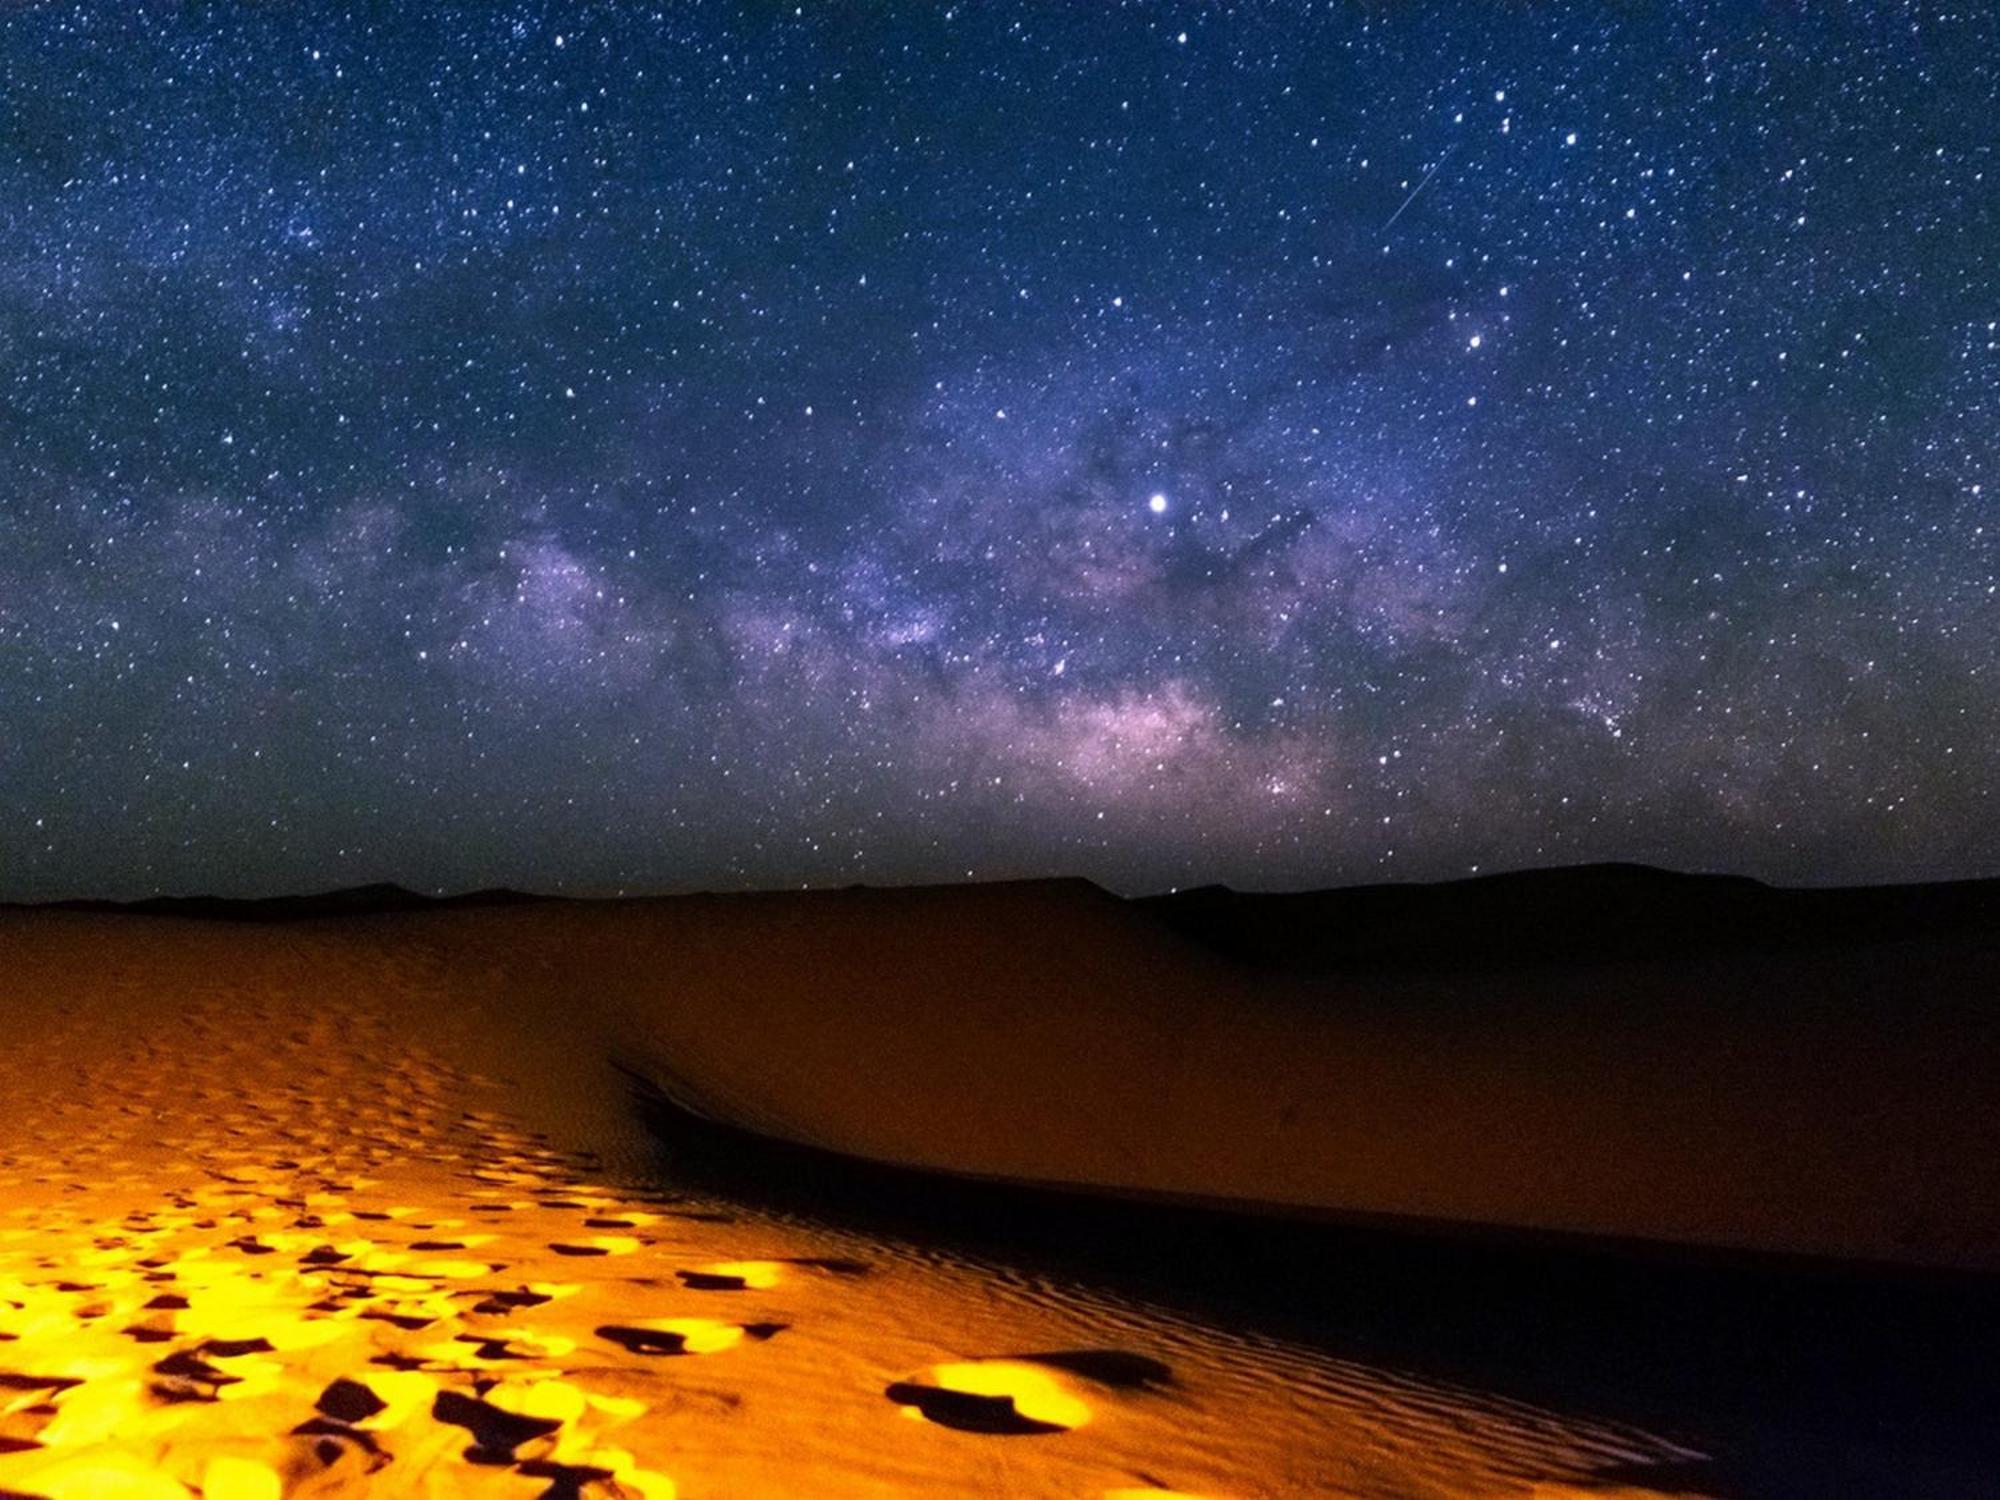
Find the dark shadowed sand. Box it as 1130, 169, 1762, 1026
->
1, 868, 1995, 1496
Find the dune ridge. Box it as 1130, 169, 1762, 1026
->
17, 866, 1995, 1268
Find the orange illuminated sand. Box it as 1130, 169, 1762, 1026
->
0, 891, 1903, 1496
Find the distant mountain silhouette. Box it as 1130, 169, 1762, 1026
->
12, 861, 1995, 968
27, 881, 539, 923
1138, 861, 2000, 974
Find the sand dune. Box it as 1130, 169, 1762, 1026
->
356, 874, 1999, 1271
1, 871, 1995, 1494
0, 901, 1715, 1497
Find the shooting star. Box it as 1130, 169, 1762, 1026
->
1381, 146, 1455, 234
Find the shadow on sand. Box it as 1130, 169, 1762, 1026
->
622, 1063, 2000, 1499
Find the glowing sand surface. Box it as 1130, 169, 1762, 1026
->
0, 912, 1712, 1497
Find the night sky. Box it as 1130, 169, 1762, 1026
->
2, 4, 1994, 901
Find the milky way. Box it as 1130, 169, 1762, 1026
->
1, 4, 1994, 900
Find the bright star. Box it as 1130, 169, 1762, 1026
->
1148, 493, 1168, 514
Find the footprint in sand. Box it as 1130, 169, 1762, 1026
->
674, 1257, 870, 1290
547, 1235, 641, 1258
885, 1350, 1172, 1436
1009, 1348, 1174, 1391
431, 1386, 561, 1463
595, 1319, 785, 1356
673, 1260, 783, 1291
886, 1360, 1092, 1435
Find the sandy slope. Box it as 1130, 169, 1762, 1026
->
358, 878, 2000, 1271
0, 908, 1707, 1498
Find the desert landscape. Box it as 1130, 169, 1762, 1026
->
4, 2, 1995, 1494
2, 870, 1995, 1497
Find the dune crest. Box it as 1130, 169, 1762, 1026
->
408, 876, 2000, 1270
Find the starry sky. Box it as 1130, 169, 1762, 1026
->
2, 3, 1995, 901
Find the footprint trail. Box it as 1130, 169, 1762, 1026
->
0, 922, 1706, 1497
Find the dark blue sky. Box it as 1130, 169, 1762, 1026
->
2, 3, 1994, 899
